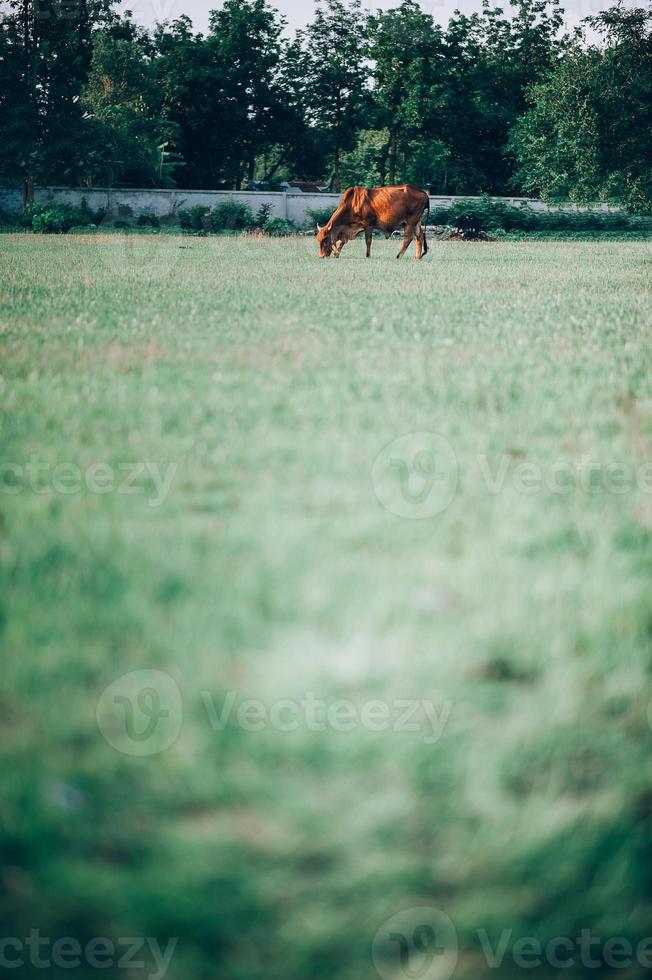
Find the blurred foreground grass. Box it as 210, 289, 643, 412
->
1, 233, 652, 978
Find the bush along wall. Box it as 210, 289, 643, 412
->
429, 198, 648, 239
12, 195, 649, 239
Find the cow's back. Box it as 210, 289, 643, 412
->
368, 184, 429, 228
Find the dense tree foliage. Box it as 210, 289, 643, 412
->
0, 0, 649, 206
510, 5, 652, 209
294, 0, 369, 191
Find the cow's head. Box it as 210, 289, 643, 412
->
316, 222, 334, 258
316, 222, 347, 258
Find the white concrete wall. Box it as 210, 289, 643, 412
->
0, 185, 624, 225
0, 187, 22, 212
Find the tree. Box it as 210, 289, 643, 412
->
0, 6, 36, 191
509, 4, 652, 208
339, 129, 390, 186
81, 25, 173, 186
207, 0, 289, 188
0, 0, 115, 193
268, 35, 328, 183
367, 0, 443, 185
154, 0, 290, 189
435, 0, 565, 194
153, 17, 226, 188
298, 0, 369, 191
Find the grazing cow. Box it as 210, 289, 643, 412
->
316, 184, 430, 260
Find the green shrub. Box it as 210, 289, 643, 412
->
435, 198, 538, 234
449, 200, 494, 236
177, 205, 211, 232
26, 203, 89, 234
211, 201, 254, 231
255, 203, 274, 227
306, 206, 336, 229
79, 198, 107, 226
430, 197, 644, 236
262, 217, 296, 237
137, 209, 160, 228
504, 229, 648, 240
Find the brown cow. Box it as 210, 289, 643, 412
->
316, 184, 430, 260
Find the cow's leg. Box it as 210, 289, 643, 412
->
396, 224, 415, 259
415, 222, 423, 260
365, 228, 373, 258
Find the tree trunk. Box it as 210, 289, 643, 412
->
247, 158, 255, 183
378, 135, 391, 186
388, 128, 397, 185
22, 177, 34, 209
24, 0, 36, 206
263, 155, 286, 182
333, 141, 340, 193
78, 0, 90, 64
22, 0, 29, 52
333, 95, 342, 193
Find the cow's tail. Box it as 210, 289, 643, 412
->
422, 195, 429, 256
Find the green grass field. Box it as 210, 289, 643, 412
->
1, 232, 652, 979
